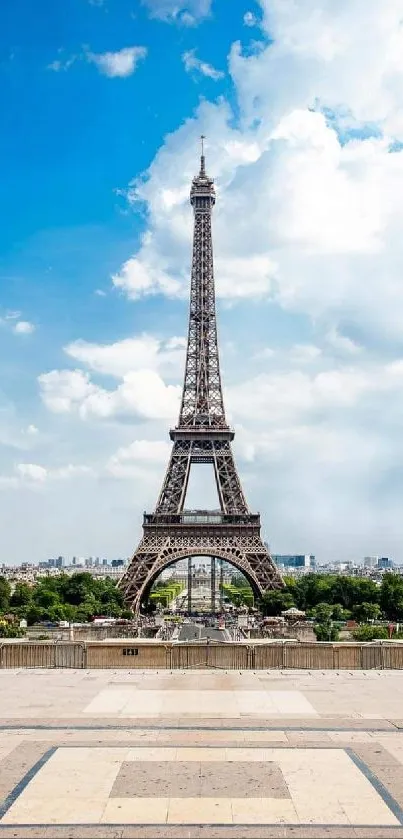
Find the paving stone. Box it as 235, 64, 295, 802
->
1, 669, 403, 837
110, 760, 290, 798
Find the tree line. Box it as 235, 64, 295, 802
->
0, 572, 131, 630
229, 572, 403, 622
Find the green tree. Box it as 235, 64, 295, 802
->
33, 587, 59, 610
352, 624, 388, 641
10, 582, 32, 609
0, 577, 11, 613
331, 577, 379, 610
331, 603, 350, 621
231, 574, 249, 589
293, 574, 334, 610
0, 620, 25, 638
25, 605, 45, 625
314, 622, 339, 641
352, 602, 381, 623
380, 574, 403, 621
261, 590, 295, 616
314, 602, 334, 622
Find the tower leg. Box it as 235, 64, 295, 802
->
211, 557, 216, 614
187, 557, 192, 615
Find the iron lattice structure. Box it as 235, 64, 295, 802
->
119, 144, 284, 611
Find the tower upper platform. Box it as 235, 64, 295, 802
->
190, 137, 216, 210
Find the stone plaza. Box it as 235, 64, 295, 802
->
1, 667, 403, 837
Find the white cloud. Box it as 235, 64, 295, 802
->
26, 425, 39, 436
107, 1, 403, 338
65, 335, 161, 377
325, 327, 361, 355
87, 46, 147, 78
94, 289, 107, 297
243, 11, 257, 26
182, 49, 224, 81
38, 367, 180, 422
142, 0, 212, 24
38, 370, 97, 415
0, 462, 94, 489
289, 344, 322, 364
107, 439, 171, 478
13, 321, 35, 335
112, 252, 183, 299
64, 333, 185, 378
17, 463, 47, 483
47, 56, 76, 72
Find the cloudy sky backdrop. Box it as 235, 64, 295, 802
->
1, 0, 403, 564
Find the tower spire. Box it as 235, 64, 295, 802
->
200, 134, 206, 176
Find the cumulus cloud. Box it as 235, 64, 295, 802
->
87, 46, 147, 77
47, 56, 76, 72
13, 321, 35, 335
182, 49, 224, 81
38, 368, 180, 422
107, 439, 171, 478
17, 463, 48, 483
107, 1, 403, 339
0, 462, 93, 489
243, 11, 258, 27
142, 0, 212, 25
64, 333, 185, 378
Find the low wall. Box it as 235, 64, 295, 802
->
1, 641, 403, 669
26, 624, 155, 642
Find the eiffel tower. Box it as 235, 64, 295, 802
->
119, 140, 283, 612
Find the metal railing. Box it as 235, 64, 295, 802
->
143, 510, 260, 526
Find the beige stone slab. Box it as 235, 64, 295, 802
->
175, 748, 227, 761
126, 747, 178, 761
231, 797, 299, 824
83, 689, 134, 715
1, 797, 107, 825
292, 800, 349, 824
101, 798, 169, 824
268, 691, 318, 716
167, 797, 233, 824
244, 731, 288, 743
377, 738, 403, 765
329, 731, 374, 743
0, 736, 23, 761
341, 800, 399, 826
3, 746, 125, 817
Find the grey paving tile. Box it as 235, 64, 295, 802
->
110, 760, 290, 798
0, 741, 48, 802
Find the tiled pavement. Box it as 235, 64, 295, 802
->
1, 669, 403, 837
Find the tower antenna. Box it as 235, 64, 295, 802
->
200, 134, 206, 176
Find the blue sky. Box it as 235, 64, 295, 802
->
2, 0, 403, 565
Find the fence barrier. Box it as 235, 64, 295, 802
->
1, 641, 403, 670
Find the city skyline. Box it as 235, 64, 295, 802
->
1, 1, 403, 564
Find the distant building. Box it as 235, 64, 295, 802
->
102, 559, 108, 566
55, 556, 64, 568
273, 554, 316, 569
377, 557, 393, 569
111, 559, 125, 568
364, 556, 378, 568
